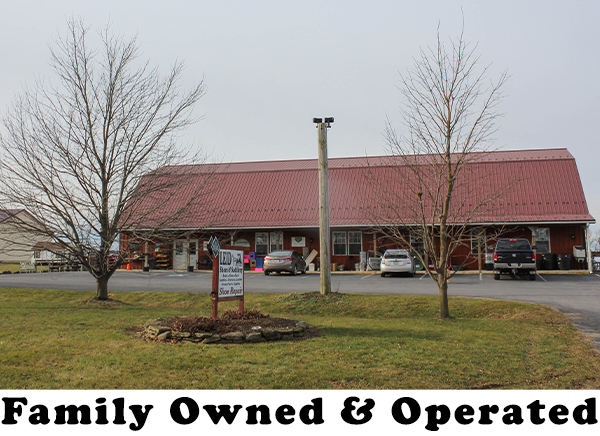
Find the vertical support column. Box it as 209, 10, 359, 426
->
211, 253, 219, 319
318, 122, 331, 295
477, 234, 483, 281
586, 223, 592, 274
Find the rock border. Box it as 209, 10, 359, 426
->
143, 319, 310, 345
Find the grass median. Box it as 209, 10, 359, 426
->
1, 287, 599, 389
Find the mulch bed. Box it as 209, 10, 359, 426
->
165, 310, 301, 335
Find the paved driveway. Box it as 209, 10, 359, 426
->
2, 270, 600, 348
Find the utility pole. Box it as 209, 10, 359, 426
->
313, 117, 334, 295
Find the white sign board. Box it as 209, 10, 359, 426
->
218, 249, 244, 299
291, 236, 306, 247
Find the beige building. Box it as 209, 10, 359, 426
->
0, 209, 50, 263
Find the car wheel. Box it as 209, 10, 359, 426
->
494, 272, 500, 280
530, 273, 536, 281
291, 265, 297, 276
264, 270, 269, 276
301, 266, 306, 274
381, 272, 386, 277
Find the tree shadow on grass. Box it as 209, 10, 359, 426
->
80, 296, 130, 307
321, 326, 444, 341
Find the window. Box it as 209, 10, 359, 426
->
270, 232, 283, 252
255, 232, 268, 256
333, 232, 347, 255
470, 228, 486, 254
535, 227, 550, 253
233, 238, 251, 248
189, 241, 197, 256
410, 233, 424, 254
496, 239, 532, 251
348, 231, 362, 255
175, 241, 183, 255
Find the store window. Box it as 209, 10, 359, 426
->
233, 239, 251, 248
333, 232, 347, 256
348, 231, 362, 255
410, 232, 424, 255
255, 232, 268, 255
270, 231, 283, 252
535, 227, 550, 253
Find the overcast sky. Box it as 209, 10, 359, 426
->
1, 0, 599, 230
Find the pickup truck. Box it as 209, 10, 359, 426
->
493, 238, 536, 280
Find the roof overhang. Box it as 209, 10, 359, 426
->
122, 218, 595, 234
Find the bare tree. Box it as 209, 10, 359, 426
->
0, 19, 211, 300
371, 27, 509, 319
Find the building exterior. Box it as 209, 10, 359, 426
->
0, 209, 52, 263
120, 148, 595, 272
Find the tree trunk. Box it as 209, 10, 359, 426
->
96, 275, 109, 300
437, 275, 450, 319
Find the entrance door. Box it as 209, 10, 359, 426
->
173, 239, 198, 270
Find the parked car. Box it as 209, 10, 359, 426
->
493, 238, 536, 280
263, 250, 306, 275
380, 249, 416, 277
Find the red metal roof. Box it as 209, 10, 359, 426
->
125, 148, 594, 230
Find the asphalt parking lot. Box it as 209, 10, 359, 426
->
2, 270, 600, 349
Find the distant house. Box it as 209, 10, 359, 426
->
0, 209, 51, 263
30, 241, 81, 271
120, 148, 595, 272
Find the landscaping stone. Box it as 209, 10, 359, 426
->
246, 332, 264, 342
157, 331, 171, 340
221, 332, 246, 342
275, 327, 296, 336
261, 328, 280, 340
147, 326, 170, 337
202, 335, 222, 344
142, 318, 309, 345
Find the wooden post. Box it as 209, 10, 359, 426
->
211, 253, 219, 319
318, 121, 331, 295
478, 235, 483, 281
141, 241, 150, 272
186, 236, 191, 271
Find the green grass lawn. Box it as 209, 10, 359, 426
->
1, 287, 599, 389
0, 263, 23, 273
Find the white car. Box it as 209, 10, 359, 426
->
380, 249, 416, 277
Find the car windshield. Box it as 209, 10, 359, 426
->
496, 240, 531, 251
267, 251, 292, 257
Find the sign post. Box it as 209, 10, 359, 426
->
208, 237, 244, 319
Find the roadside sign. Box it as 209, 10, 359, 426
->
218, 249, 244, 301
210, 247, 245, 319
